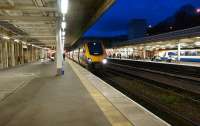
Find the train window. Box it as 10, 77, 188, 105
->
185, 51, 190, 56
197, 51, 200, 56
168, 52, 177, 56
191, 51, 197, 56
180, 51, 185, 56
83, 48, 86, 53
88, 42, 103, 55
185, 51, 197, 56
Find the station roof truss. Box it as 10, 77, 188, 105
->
0, 0, 115, 48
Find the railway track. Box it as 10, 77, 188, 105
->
94, 68, 200, 126
106, 61, 200, 96
107, 59, 200, 78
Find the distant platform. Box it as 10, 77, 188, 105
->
109, 58, 200, 67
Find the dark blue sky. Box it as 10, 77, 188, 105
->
84, 0, 200, 37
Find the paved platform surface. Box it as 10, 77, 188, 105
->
0, 61, 113, 126
0, 60, 170, 126
0, 62, 42, 101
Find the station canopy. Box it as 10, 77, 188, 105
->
0, 0, 114, 48
112, 26, 200, 51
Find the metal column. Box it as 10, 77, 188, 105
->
177, 42, 181, 62
0, 40, 3, 69
143, 47, 146, 60
56, 29, 64, 75
11, 42, 15, 66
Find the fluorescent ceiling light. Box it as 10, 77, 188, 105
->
22, 41, 26, 45
61, 22, 66, 29
62, 31, 66, 36
14, 39, 19, 42
61, 0, 68, 14
3, 36, 10, 40
195, 41, 200, 46
180, 43, 188, 47
160, 45, 166, 49
62, 16, 65, 21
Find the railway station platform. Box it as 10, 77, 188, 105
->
142, 60, 200, 67
0, 59, 170, 126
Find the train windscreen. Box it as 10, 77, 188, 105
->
88, 42, 103, 55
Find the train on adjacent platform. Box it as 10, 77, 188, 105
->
106, 48, 200, 62
158, 49, 200, 62
67, 41, 107, 69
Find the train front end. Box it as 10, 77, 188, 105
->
85, 42, 107, 69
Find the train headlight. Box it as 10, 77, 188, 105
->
102, 59, 107, 64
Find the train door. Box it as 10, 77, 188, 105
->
79, 45, 87, 66
78, 48, 80, 64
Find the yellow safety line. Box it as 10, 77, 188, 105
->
68, 60, 133, 126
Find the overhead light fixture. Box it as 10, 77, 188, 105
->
155, 45, 160, 47
62, 16, 65, 21
180, 43, 188, 47
3, 36, 10, 40
22, 41, 26, 45
166, 44, 175, 48
62, 31, 66, 36
14, 39, 19, 43
61, 22, 66, 29
196, 37, 200, 39
60, 0, 69, 14
195, 41, 200, 46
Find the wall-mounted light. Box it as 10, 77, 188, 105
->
60, 0, 69, 14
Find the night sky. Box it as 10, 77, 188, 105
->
84, 0, 200, 37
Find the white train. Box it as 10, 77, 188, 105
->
158, 49, 200, 62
